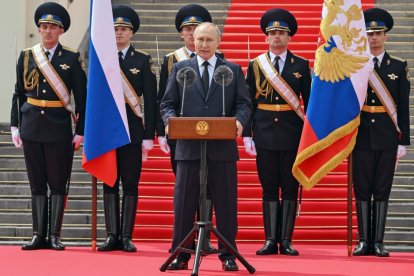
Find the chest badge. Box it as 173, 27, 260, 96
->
59, 64, 70, 70
130, 68, 140, 74
293, 72, 302, 79
388, 74, 398, 80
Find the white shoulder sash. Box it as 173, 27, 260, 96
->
368, 71, 400, 133
121, 71, 143, 121
173, 47, 190, 62
32, 44, 74, 116
257, 53, 304, 120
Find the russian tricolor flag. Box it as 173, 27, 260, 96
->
292, 0, 373, 190
82, 0, 130, 186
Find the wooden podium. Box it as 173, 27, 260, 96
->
168, 117, 237, 140
160, 117, 255, 275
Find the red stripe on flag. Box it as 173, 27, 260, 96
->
297, 117, 318, 153
82, 150, 117, 186
298, 130, 356, 179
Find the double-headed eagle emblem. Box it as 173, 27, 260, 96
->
314, 0, 369, 83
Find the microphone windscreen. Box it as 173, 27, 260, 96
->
176, 66, 197, 87
213, 65, 233, 86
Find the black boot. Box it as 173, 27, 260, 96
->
256, 201, 278, 255
49, 194, 66, 250
120, 195, 138, 252
22, 195, 48, 250
279, 200, 299, 256
373, 201, 389, 257
98, 194, 120, 251
203, 199, 217, 253
353, 201, 371, 256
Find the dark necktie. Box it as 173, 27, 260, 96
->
274, 56, 280, 73
45, 51, 51, 61
373, 57, 379, 70
190, 53, 195, 58
118, 51, 123, 64
202, 61, 210, 96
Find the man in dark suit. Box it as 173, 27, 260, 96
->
161, 22, 251, 271
242, 8, 311, 256
156, 4, 212, 173
352, 8, 410, 257
10, 2, 86, 250
97, 4, 157, 252
156, 4, 216, 252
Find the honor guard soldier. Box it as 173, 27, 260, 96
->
156, 4, 216, 253
242, 8, 311, 256
10, 2, 87, 250
98, 4, 157, 252
352, 8, 410, 257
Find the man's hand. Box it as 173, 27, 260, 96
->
157, 136, 170, 154
72, 135, 84, 150
141, 139, 154, 161
11, 127, 23, 148
236, 120, 243, 137
397, 145, 407, 160
142, 139, 154, 152
243, 137, 257, 156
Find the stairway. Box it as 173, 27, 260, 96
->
0, 0, 412, 251
374, 0, 414, 252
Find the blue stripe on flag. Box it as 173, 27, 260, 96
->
84, 41, 130, 160
307, 75, 361, 140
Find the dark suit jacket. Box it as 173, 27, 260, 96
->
243, 50, 311, 150
355, 51, 411, 150
156, 51, 226, 137
160, 55, 251, 161
11, 43, 86, 142
121, 46, 157, 143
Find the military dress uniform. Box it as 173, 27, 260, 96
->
98, 5, 157, 253
243, 9, 311, 256
10, 2, 86, 250
352, 8, 410, 257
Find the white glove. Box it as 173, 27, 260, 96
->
157, 136, 170, 154
72, 135, 84, 150
236, 120, 243, 137
243, 137, 257, 156
142, 150, 148, 161
11, 126, 23, 148
142, 139, 154, 152
397, 145, 407, 160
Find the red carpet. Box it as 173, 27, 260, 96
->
134, 0, 378, 243
1, 243, 413, 276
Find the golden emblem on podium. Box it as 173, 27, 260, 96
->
195, 121, 210, 136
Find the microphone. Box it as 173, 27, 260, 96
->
176, 66, 197, 116
213, 65, 233, 116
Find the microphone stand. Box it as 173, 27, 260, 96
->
180, 76, 187, 117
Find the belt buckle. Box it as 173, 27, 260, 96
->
41, 100, 47, 107
370, 106, 375, 113
275, 104, 281, 111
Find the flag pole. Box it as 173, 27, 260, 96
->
91, 176, 97, 252
347, 155, 353, 257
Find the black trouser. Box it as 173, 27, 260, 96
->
104, 143, 142, 196
352, 149, 396, 201
256, 149, 299, 201
168, 141, 177, 175
23, 139, 72, 195
172, 159, 238, 261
